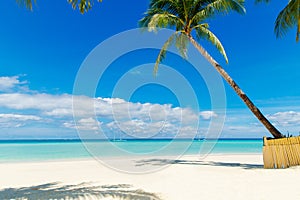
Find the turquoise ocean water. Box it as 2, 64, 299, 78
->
0, 139, 263, 162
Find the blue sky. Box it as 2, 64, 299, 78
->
0, 0, 299, 139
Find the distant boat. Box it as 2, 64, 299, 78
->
195, 133, 204, 141
112, 132, 126, 142
112, 138, 126, 142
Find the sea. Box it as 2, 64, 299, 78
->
0, 139, 263, 162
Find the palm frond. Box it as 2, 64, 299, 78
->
140, 11, 184, 32
175, 33, 189, 59
190, 4, 215, 23
16, 0, 36, 11
194, 23, 228, 63
140, 0, 245, 71
67, 0, 102, 14
16, 0, 103, 13
154, 33, 177, 75
254, 0, 271, 4
274, 0, 299, 40
191, 0, 245, 25
150, 0, 182, 17
257, 0, 300, 41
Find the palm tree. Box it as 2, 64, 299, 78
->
139, 0, 284, 138
16, 0, 102, 14
257, 0, 300, 42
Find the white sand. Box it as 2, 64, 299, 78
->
1, 154, 300, 200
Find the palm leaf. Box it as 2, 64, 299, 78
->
190, 0, 245, 32
254, 0, 271, 3
67, 0, 102, 14
211, 0, 245, 14
175, 33, 189, 59
256, 0, 300, 41
194, 23, 228, 63
154, 33, 177, 75
139, 9, 185, 32
140, 0, 245, 67
274, 0, 299, 40
16, 0, 102, 13
16, 0, 36, 10
148, 13, 185, 32
150, 0, 182, 17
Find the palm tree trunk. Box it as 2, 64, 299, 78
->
188, 35, 284, 138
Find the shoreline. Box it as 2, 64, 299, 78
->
0, 138, 264, 142
2, 153, 300, 199
0, 152, 263, 164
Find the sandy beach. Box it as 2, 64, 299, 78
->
1, 154, 300, 199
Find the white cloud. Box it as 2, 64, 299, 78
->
44, 108, 73, 117
81, 98, 202, 138
0, 93, 72, 110
97, 99, 199, 125
0, 113, 41, 121
0, 91, 203, 137
0, 91, 210, 124
129, 69, 142, 75
107, 119, 169, 138
106, 119, 198, 138
64, 118, 102, 131
3, 75, 300, 139
0, 76, 27, 92
4, 86, 299, 139
0, 76, 221, 138
0, 113, 41, 128
200, 111, 218, 120
77, 118, 102, 130
268, 111, 300, 126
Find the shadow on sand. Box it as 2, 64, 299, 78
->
0, 182, 161, 200
135, 159, 263, 169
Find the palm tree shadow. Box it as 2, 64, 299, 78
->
0, 182, 161, 200
135, 159, 263, 169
